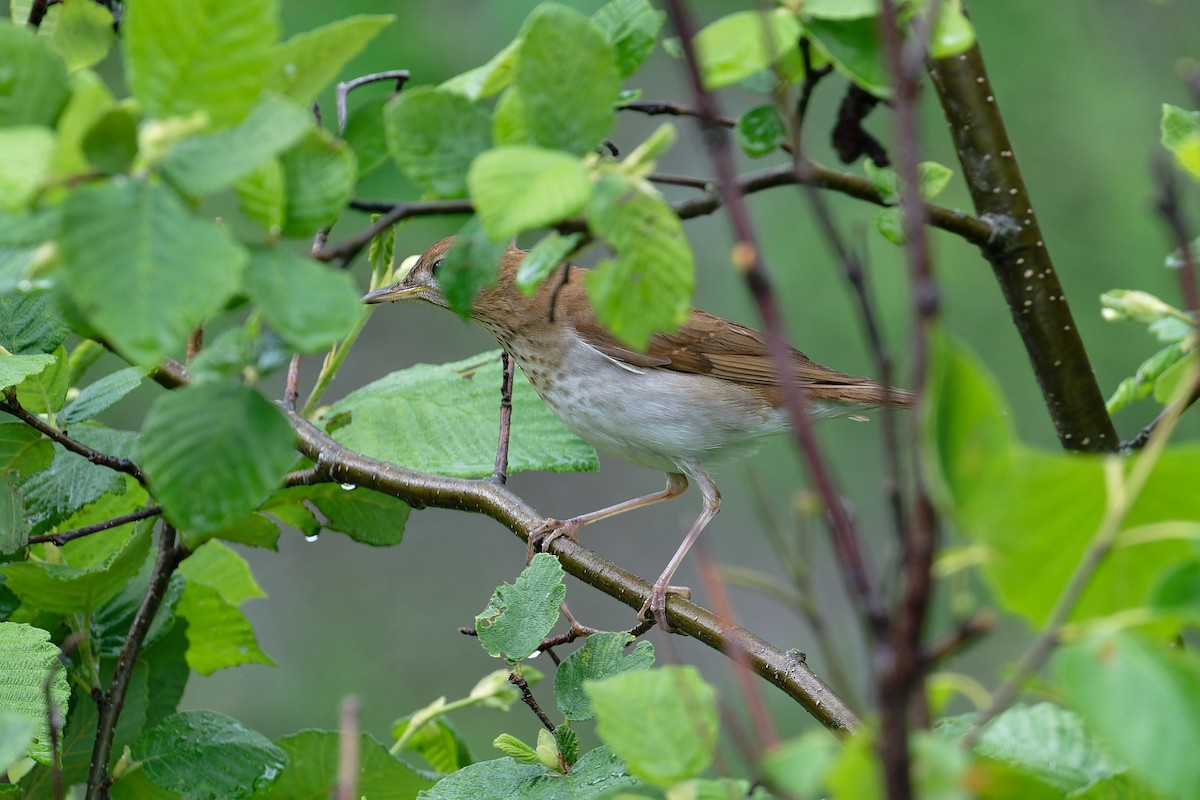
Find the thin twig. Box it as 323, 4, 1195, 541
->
284, 354, 301, 412
85, 525, 187, 800
795, 39, 834, 137
336, 70, 410, 134
2, 392, 147, 486
509, 672, 555, 732
491, 352, 514, 485
1154, 156, 1199, 314
28, 506, 163, 547
26, 0, 55, 28
662, 0, 888, 634
920, 612, 997, 669
335, 696, 361, 800
694, 537, 779, 749
876, 3, 943, 795
315, 200, 474, 266
185, 324, 204, 362
45, 632, 81, 800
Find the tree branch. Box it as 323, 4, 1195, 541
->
27, 506, 163, 547
927, 43, 1118, 452
282, 406, 860, 734
86, 524, 187, 800
1, 392, 147, 487
661, 0, 887, 634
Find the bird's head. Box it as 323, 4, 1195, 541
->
362, 235, 458, 310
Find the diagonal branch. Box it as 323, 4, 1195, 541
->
927, 43, 1118, 452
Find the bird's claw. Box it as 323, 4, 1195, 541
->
526, 518, 580, 563
639, 582, 692, 633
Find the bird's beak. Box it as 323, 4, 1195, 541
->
362, 283, 430, 304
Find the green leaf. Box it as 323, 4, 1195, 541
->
440, 216, 507, 317
19, 428, 133, 533
48, 0, 114, 71
80, 105, 137, 174
928, 0, 976, 60
50, 67, 115, 178
0, 289, 67, 355
917, 161, 954, 199
875, 207, 905, 245
186, 324, 290, 386
270, 484, 409, 547
243, 247, 364, 352
0, 475, 29, 557
592, 0, 665, 77
0, 710, 35, 773
735, 105, 786, 158
92, 565, 183, 659
587, 665, 718, 787
0, 126, 54, 210
0, 623, 71, 765
584, 173, 694, 349
52, 660, 150, 789
515, 4, 620, 156
272, 15, 394, 105
468, 146, 593, 241
441, 38, 521, 101
1152, 560, 1200, 612
475, 553, 565, 662
0, 352, 55, 390
691, 10, 802, 90
761, 731, 840, 798
937, 704, 1123, 792
236, 157, 286, 234
805, 16, 889, 97
176, 581, 272, 675
59, 180, 247, 366
139, 382, 296, 535
420, 746, 636, 800
162, 92, 312, 196
922, 334, 1014, 523
178, 540, 266, 606
0, 423, 52, 476
393, 716, 472, 774
492, 87, 530, 146
384, 87, 492, 198
59, 366, 145, 425
343, 94, 390, 178
261, 730, 433, 799
131, 710, 286, 799
0, 21, 70, 126
492, 733, 540, 765
0, 522, 151, 613
323, 349, 598, 478
555, 631, 655, 720
1162, 104, 1200, 179
13, 343, 67, 413
1056, 632, 1200, 798
122, 0, 278, 128
515, 231, 582, 295
803, 0, 878, 18
276, 128, 357, 237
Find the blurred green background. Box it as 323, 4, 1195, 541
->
99, 0, 1196, 756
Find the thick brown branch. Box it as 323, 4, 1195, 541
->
927, 45, 1118, 452
284, 407, 860, 735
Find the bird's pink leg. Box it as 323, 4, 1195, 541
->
528, 473, 689, 559
639, 466, 721, 632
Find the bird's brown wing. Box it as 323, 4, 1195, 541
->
574, 301, 912, 408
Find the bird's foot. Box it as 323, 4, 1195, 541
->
639, 581, 692, 633
526, 517, 582, 563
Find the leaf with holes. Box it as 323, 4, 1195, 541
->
475, 554, 565, 663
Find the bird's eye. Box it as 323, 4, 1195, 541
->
431, 258, 445, 275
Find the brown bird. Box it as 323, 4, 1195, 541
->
364, 237, 912, 630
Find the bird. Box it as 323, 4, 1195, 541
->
363, 236, 912, 630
